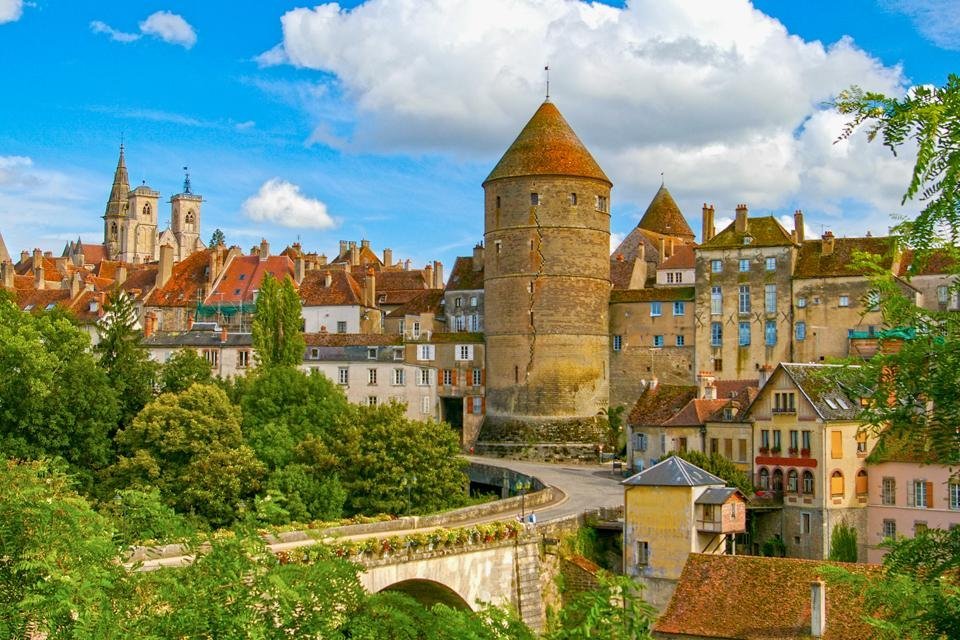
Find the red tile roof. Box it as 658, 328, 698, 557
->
120, 265, 159, 301
299, 270, 364, 307
655, 554, 881, 640
386, 289, 444, 318
658, 243, 696, 270
332, 244, 383, 266
206, 255, 295, 305
147, 249, 215, 308
628, 384, 697, 426
484, 101, 610, 186
445, 256, 484, 291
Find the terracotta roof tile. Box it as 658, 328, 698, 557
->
794, 236, 896, 278
637, 185, 694, 240
120, 265, 158, 301
655, 554, 881, 640
699, 216, 794, 250
484, 101, 610, 185
386, 289, 444, 318
658, 244, 696, 270
299, 270, 364, 307
146, 248, 216, 308
446, 257, 484, 291
610, 229, 660, 290
207, 255, 296, 305
627, 384, 697, 426
662, 398, 730, 427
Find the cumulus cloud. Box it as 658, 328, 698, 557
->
140, 11, 197, 49
0, 0, 21, 24
263, 0, 919, 238
91, 10, 196, 49
242, 179, 337, 229
881, 0, 960, 50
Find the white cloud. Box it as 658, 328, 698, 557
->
242, 179, 337, 229
266, 0, 918, 239
139, 11, 197, 49
610, 231, 625, 253
90, 20, 141, 43
0, 0, 21, 24
90, 11, 197, 49
881, 0, 960, 50
234, 120, 256, 131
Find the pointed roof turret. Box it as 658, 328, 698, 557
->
484, 101, 610, 186
636, 185, 694, 241
0, 230, 10, 263
104, 144, 130, 219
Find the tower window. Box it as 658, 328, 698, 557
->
185, 210, 196, 224
143, 203, 152, 217
595, 195, 608, 212
569, 192, 577, 205
495, 195, 501, 209
530, 193, 540, 206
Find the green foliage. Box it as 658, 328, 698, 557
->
327, 403, 468, 516
663, 449, 754, 496
251, 273, 306, 367
94, 288, 158, 429
265, 463, 346, 523
108, 384, 265, 527
547, 573, 655, 640
824, 528, 960, 639
209, 227, 226, 247
600, 405, 627, 454
828, 520, 859, 562
99, 486, 192, 545
0, 297, 119, 482
158, 348, 213, 393
760, 536, 786, 557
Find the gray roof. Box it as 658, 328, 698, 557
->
695, 487, 742, 505
143, 328, 252, 348
623, 456, 725, 487
777, 363, 862, 421
304, 344, 406, 364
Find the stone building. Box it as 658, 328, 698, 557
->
480, 99, 610, 450
444, 247, 485, 333
102, 145, 205, 264
143, 322, 253, 378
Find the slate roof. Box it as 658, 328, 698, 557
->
794, 236, 897, 278
773, 363, 862, 421
622, 456, 725, 486
636, 185, 694, 240
446, 256, 484, 291
484, 101, 610, 185
655, 554, 881, 640
299, 270, 364, 307
699, 215, 794, 250
143, 328, 253, 348
386, 289, 444, 318
303, 332, 402, 347
609, 286, 694, 304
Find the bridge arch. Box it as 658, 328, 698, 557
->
380, 579, 472, 611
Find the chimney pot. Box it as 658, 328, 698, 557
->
472, 244, 484, 271
794, 209, 805, 243
259, 238, 270, 262
383, 248, 393, 267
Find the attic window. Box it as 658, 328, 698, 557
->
824, 398, 838, 410
743, 235, 753, 245
239, 274, 246, 281
45, 303, 56, 310
24, 304, 34, 311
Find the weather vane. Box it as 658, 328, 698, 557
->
183, 166, 191, 194
545, 65, 550, 101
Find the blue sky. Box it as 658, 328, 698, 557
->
0, 0, 956, 269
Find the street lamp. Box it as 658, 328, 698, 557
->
513, 478, 531, 520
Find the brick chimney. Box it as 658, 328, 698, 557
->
424, 263, 433, 289
158, 244, 174, 288
810, 581, 826, 638
794, 210, 805, 243
472, 243, 484, 271
702, 203, 715, 242
143, 312, 156, 338
0, 260, 13, 289
259, 238, 270, 262
33, 260, 45, 290
433, 260, 443, 289
758, 363, 774, 388
20, 250, 29, 265
365, 268, 376, 307
383, 248, 393, 268
294, 256, 306, 284
822, 231, 835, 256
735, 204, 748, 234
697, 371, 717, 400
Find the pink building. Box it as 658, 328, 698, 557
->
866, 458, 960, 563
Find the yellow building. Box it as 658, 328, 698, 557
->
623, 456, 745, 610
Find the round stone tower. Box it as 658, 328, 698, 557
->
481, 100, 611, 446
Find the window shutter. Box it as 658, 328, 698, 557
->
452, 370, 458, 386
465, 398, 472, 415
831, 431, 843, 459
480, 397, 485, 414
926, 481, 934, 508
437, 369, 443, 386
907, 481, 915, 507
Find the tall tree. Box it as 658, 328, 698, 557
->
95, 288, 158, 429
828, 519, 859, 563
159, 348, 213, 393
209, 228, 226, 247
251, 273, 306, 367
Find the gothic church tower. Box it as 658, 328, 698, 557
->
103, 145, 130, 260
481, 100, 611, 445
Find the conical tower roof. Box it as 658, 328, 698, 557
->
637, 184, 694, 240
0, 230, 10, 263
484, 101, 610, 186
104, 144, 130, 219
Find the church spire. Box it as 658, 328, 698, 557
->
104, 143, 130, 219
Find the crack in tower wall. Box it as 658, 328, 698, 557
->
525, 204, 546, 381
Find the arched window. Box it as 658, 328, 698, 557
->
772, 469, 783, 492
109, 222, 117, 238
787, 469, 799, 493
143, 203, 152, 217
830, 470, 845, 497
185, 210, 195, 224
856, 469, 868, 496
758, 467, 770, 490
802, 470, 814, 495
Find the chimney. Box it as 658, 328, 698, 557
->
318, 253, 328, 266
702, 204, 716, 242
143, 312, 156, 338
365, 268, 376, 307
116, 265, 128, 286
259, 238, 270, 262
381, 248, 392, 268
735, 204, 748, 234
324, 271, 332, 288
187, 315, 195, 330
822, 231, 835, 256
43, 251, 52, 259
32, 248, 43, 271
404, 259, 411, 271
20, 250, 29, 265
339, 240, 347, 257
158, 244, 174, 288
433, 260, 443, 289
0, 261, 13, 289
647, 376, 659, 392
697, 371, 717, 400
424, 263, 434, 289
294, 256, 306, 284
220, 325, 228, 343
69, 272, 82, 297
33, 261, 45, 290
361, 239, 370, 250
54, 256, 69, 275
659, 237, 666, 259
810, 581, 826, 638
794, 210, 805, 243
472, 243, 484, 271
758, 364, 774, 388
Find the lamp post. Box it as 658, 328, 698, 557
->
513, 478, 531, 520
402, 474, 418, 515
